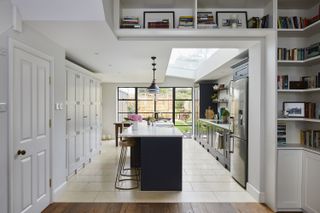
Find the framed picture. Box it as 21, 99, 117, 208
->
143, 11, 175, 29
283, 102, 305, 118
216, 11, 248, 29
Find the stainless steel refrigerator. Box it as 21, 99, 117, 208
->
230, 77, 248, 188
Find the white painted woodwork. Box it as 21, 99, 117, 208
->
277, 149, 302, 209
65, 61, 101, 176
302, 151, 320, 213
12, 46, 50, 213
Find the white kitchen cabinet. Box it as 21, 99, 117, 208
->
66, 61, 102, 176
277, 149, 303, 210
302, 151, 320, 213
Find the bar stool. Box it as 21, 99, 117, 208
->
115, 125, 139, 190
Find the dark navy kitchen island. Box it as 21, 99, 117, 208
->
120, 124, 183, 191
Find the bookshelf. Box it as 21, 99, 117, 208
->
277, 0, 320, 152
278, 20, 320, 37
277, 118, 320, 123
278, 88, 320, 93
115, 0, 275, 34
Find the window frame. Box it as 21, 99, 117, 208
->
117, 87, 193, 128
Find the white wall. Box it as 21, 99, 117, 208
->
0, 0, 12, 34
0, 3, 67, 210
101, 76, 194, 138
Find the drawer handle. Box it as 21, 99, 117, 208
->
67, 118, 71, 121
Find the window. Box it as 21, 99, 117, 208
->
174, 88, 193, 137
117, 88, 136, 121
117, 87, 193, 137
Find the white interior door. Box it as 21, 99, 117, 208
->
12, 46, 51, 213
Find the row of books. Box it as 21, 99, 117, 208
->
277, 75, 289, 89
305, 102, 317, 119
277, 73, 320, 89
120, 17, 141, 29
248, 15, 269, 28
278, 9, 320, 29
300, 130, 320, 148
303, 74, 320, 88
277, 124, 287, 144
277, 48, 306, 61
178, 16, 194, 29
197, 12, 217, 29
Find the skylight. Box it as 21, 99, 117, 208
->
166, 48, 219, 79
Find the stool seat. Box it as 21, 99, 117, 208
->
119, 139, 136, 147
115, 137, 140, 190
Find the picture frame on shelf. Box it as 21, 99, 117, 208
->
216, 11, 248, 29
283, 102, 305, 118
143, 11, 175, 29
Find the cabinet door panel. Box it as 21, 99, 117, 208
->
90, 105, 96, 127
83, 77, 90, 104
83, 105, 90, 130
83, 130, 90, 158
302, 151, 320, 213
66, 104, 76, 135
75, 133, 83, 163
68, 136, 76, 174
67, 70, 76, 102
90, 80, 96, 103
277, 150, 302, 209
90, 129, 97, 153
75, 104, 83, 132
76, 74, 83, 102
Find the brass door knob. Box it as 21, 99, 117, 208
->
17, 150, 26, 156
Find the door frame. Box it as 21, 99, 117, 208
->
8, 38, 54, 213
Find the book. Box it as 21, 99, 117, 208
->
248, 15, 269, 28
197, 12, 217, 29
300, 129, 320, 148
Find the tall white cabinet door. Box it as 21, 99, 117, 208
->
83, 77, 90, 160
12, 47, 51, 213
302, 151, 320, 213
277, 149, 302, 210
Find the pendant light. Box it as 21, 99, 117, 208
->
147, 56, 160, 94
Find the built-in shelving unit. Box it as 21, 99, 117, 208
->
277, 0, 320, 146
278, 88, 320, 93
114, 0, 275, 37
277, 118, 320, 123
277, 55, 320, 66
276, 1, 320, 210
277, 20, 320, 37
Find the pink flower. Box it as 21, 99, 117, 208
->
128, 114, 142, 122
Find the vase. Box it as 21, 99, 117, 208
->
132, 121, 138, 130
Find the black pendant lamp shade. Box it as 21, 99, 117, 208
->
147, 56, 160, 94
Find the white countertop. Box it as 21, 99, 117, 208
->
277, 144, 320, 155
199, 119, 232, 131
120, 123, 184, 138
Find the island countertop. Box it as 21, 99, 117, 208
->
120, 123, 183, 138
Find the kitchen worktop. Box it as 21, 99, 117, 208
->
277, 143, 320, 155
120, 123, 183, 138
199, 119, 232, 131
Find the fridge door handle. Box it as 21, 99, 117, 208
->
229, 135, 234, 153
229, 116, 234, 133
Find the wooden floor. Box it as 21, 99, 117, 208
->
43, 203, 274, 213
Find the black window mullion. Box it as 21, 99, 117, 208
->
173, 87, 176, 124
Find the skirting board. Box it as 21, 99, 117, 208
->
52, 181, 67, 201
247, 182, 265, 203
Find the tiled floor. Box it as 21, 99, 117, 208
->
55, 139, 256, 203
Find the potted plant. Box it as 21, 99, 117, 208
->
127, 114, 143, 130
221, 109, 230, 124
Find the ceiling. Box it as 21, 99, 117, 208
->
12, 0, 256, 83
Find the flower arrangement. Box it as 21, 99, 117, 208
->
127, 114, 143, 122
